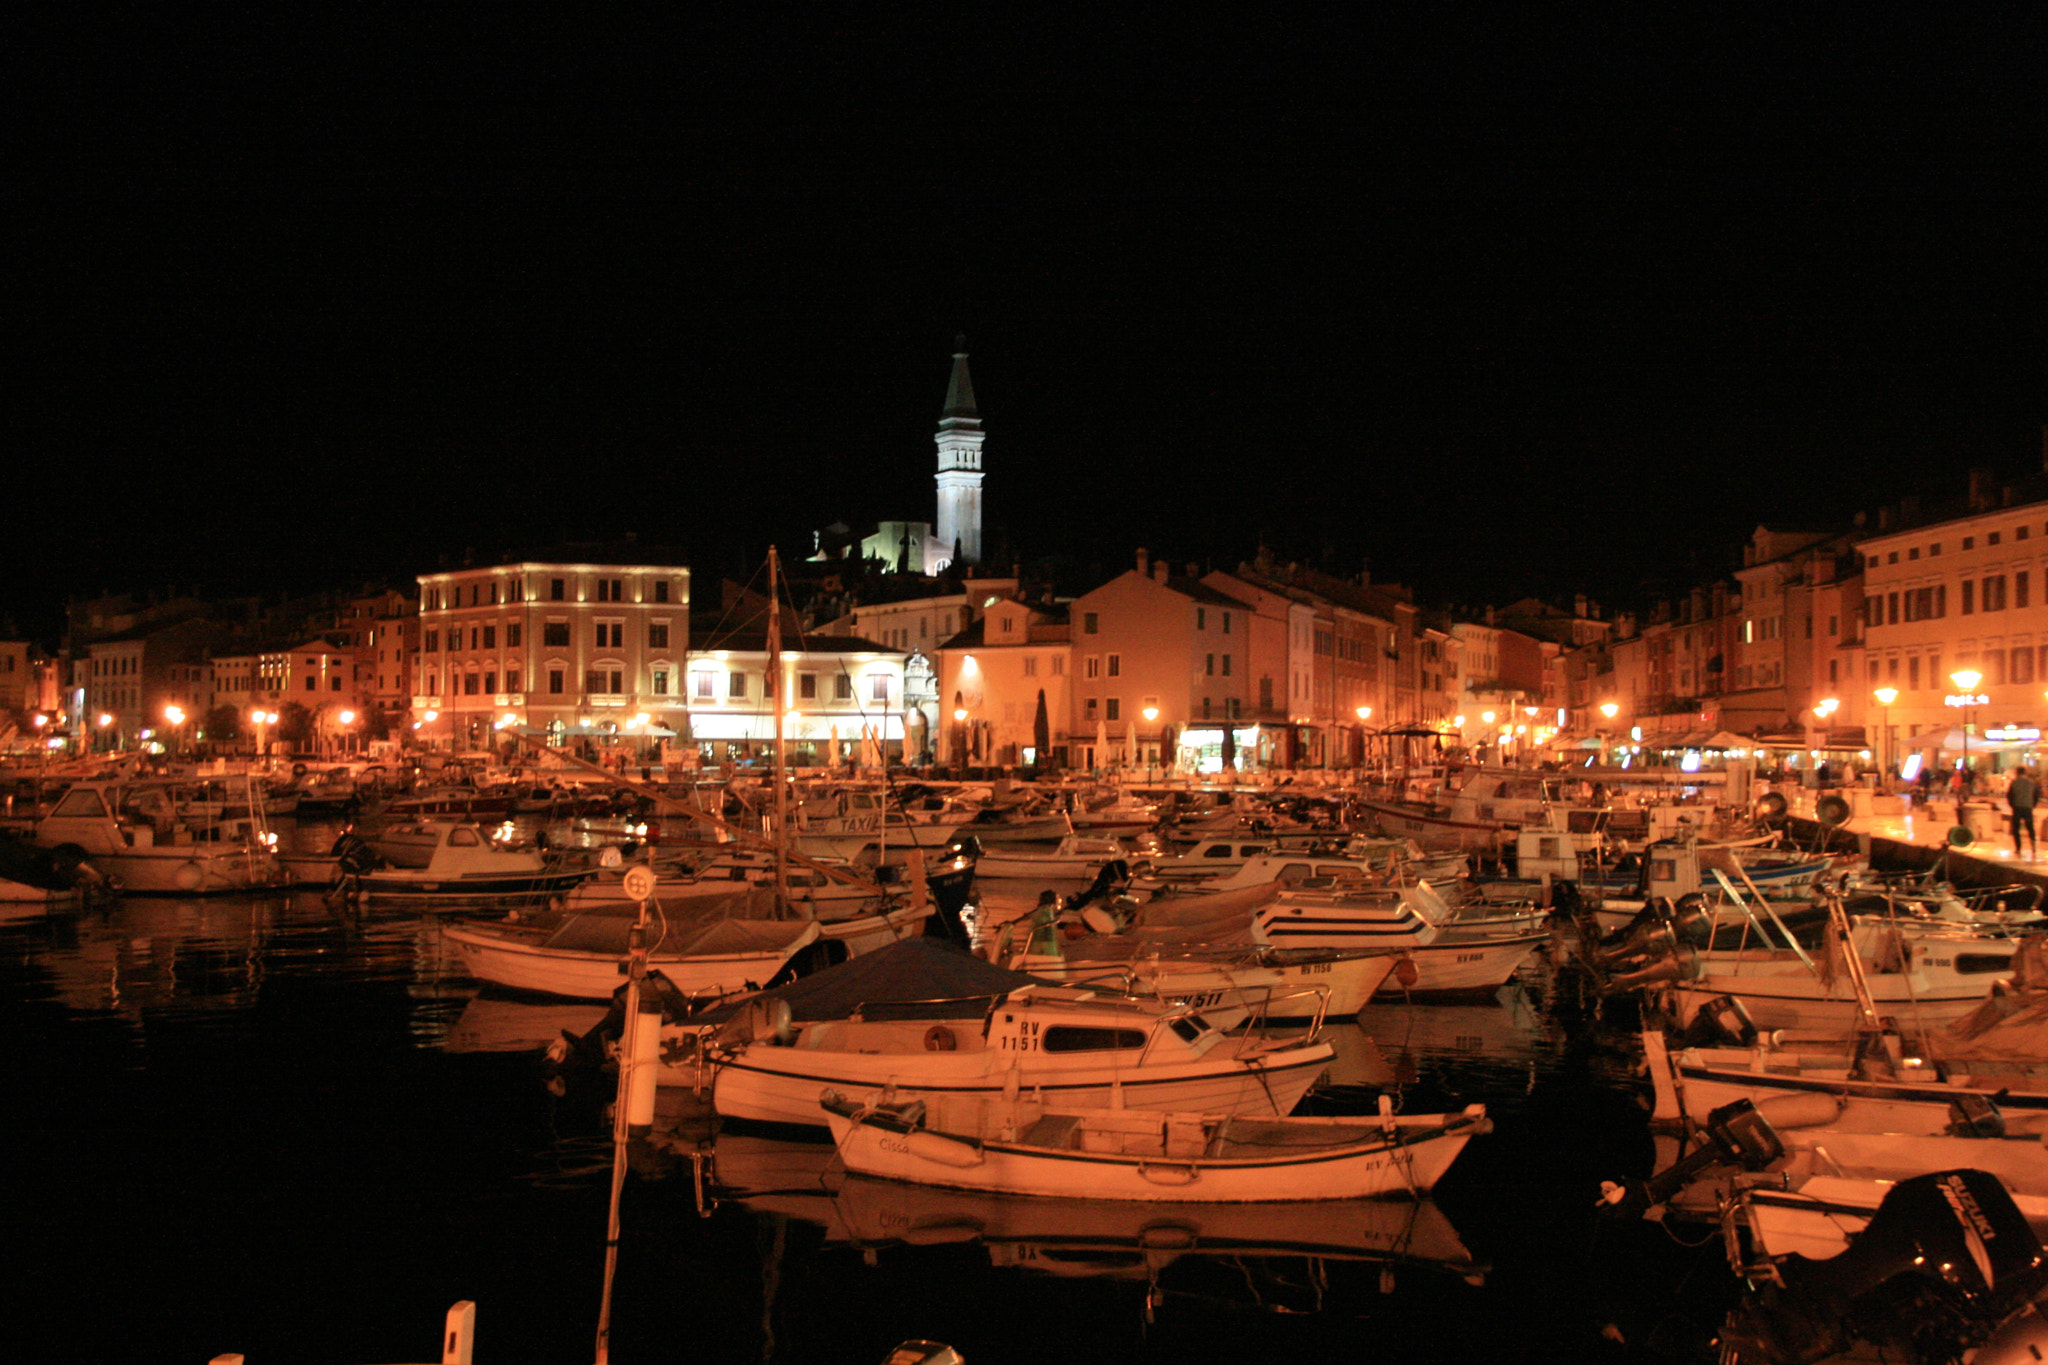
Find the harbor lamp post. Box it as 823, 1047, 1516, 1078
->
1950, 670, 1985, 797
165, 704, 187, 758
1873, 687, 1898, 783
250, 708, 277, 765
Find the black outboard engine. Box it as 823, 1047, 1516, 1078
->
1600, 1097, 1786, 1219
1679, 994, 1760, 1048
1722, 1169, 2048, 1365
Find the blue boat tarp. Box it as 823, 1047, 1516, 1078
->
677, 935, 1070, 1024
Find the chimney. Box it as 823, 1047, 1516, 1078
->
1135, 548, 1149, 577
1968, 468, 1994, 512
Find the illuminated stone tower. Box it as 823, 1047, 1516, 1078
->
934, 336, 984, 568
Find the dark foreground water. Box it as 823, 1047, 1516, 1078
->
2, 828, 1741, 1365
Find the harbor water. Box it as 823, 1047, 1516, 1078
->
5, 820, 1739, 1364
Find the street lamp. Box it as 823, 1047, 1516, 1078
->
1873, 687, 1898, 780
250, 708, 278, 764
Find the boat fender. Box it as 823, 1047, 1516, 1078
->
904, 1130, 984, 1168
1815, 794, 1851, 827
292, 763, 308, 777
923, 1024, 957, 1052
1393, 955, 1420, 988
174, 861, 205, 892
1751, 1091, 1844, 1131
1755, 792, 1788, 819
1081, 906, 1118, 935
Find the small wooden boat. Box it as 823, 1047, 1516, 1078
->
822, 1090, 1489, 1201
441, 901, 820, 1001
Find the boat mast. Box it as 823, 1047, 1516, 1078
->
768, 545, 789, 916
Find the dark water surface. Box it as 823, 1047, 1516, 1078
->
3, 823, 1736, 1364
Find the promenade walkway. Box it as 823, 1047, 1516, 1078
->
1774, 787, 2048, 890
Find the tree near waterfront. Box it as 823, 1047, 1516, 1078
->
277, 702, 313, 750
201, 705, 244, 748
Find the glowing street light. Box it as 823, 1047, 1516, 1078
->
1950, 669, 1985, 793
1873, 687, 1898, 778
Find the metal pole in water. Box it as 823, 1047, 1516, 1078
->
594, 895, 652, 1364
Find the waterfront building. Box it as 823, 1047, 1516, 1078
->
414, 549, 689, 757
1066, 551, 1251, 771
1858, 467, 2048, 776
931, 595, 1072, 768
686, 583, 905, 766
825, 574, 1026, 766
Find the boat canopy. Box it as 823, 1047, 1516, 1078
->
686, 936, 1064, 1024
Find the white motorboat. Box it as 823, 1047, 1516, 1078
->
32, 775, 287, 894
822, 1090, 1489, 1201
440, 901, 821, 1001
678, 938, 1336, 1126
969, 833, 1131, 882
357, 820, 594, 901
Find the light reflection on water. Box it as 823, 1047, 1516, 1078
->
2, 824, 1724, 1365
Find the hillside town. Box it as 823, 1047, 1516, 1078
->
9, 344, 2048, 799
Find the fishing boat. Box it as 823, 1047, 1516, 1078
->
440, 900, 821, 1001
821, 1089, 1489, 1201
673, 938, 1337, 1126
968, 832, 1131, 882
32, 774, 287, 894
357, 819, 594, 901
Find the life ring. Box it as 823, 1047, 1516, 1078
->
923, 1024, 958, 1052
1814, 794, 1852, 827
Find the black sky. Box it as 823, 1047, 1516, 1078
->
13, 14, 2046, 644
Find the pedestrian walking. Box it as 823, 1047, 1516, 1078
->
2010, 767, 2039, 858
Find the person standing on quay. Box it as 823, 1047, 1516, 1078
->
2010, 767, 2039, 859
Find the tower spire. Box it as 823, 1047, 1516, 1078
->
934, 337, 984, 569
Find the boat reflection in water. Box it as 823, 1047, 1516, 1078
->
705, 1130, 1485, 1323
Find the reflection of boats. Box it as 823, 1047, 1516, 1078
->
442, 992, 609, 1052
823, 1090, 1489, 1201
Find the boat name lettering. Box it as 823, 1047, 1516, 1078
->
879, 1137, 912, 1155
1002, 1020, 1043, 1051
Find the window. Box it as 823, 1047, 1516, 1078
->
1084, 655, 1100, 679
597, 621, 624, 649
543, 622, 570, 647
1042, 1027, 1146, 1053
550, 577, 566, 601
424, 629, 438, 652
652, 668, 669, 695
1106, 697, 1120, 720
507, 623, 521, 647
482, 625, 495, 648
1196, 608, 1206, 630
834, 674, 853, 700
649, 623, 669, 649
1962, 580, 1975, 615
1083, 696, 1098, 721
798, 672, 817, 700
304, 676, 316, 691
1205, 653, 1215, 676
1222, 612, 1231, 634
1107, 653, 1121, 677
483, 671, 496, 693
585, 670, 607, 694
1083, 612, 1099, 634
1023, 656, 1038, 677
507, 668, 520, 693
2013, 648, 2034, 686
872, 675, 891, 703
1221, 654, 1232, 676
693, 671, 715, 700
1985, 576, 2007, 612
729, 672, 747, 699
654, 581, 670, 603
1051, 656, 1065, 676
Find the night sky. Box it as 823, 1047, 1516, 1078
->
14, 16, 2045, 645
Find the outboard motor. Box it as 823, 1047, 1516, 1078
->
1679, 993, 1760, 1048
1721, 1169, 2048, 1365
1599, 1097, 1786, 1220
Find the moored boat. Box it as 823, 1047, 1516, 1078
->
821, 1089, 1489, 1201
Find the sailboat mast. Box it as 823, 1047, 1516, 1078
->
768, 545, 788, 914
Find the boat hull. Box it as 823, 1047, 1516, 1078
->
704, 1034, 1336, 1126
824, 1099, 1489, 1202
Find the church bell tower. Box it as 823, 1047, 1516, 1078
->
934, 336, 984, 568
